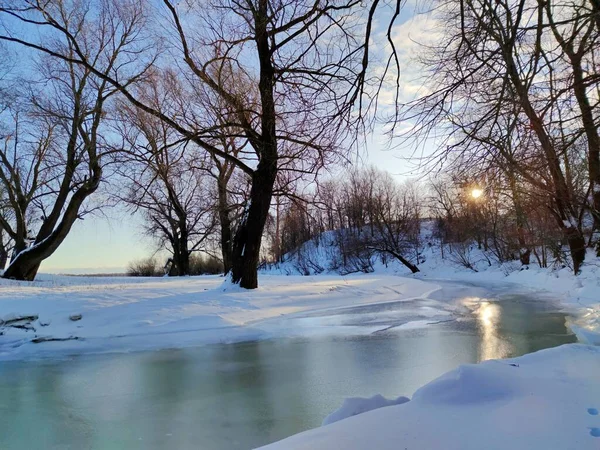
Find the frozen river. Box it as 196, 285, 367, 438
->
0, 282, 577, 449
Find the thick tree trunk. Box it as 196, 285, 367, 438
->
177, 225, 190, 276
169, 242, 190, 276
229, 0, 278, 289
0, 246, 7, 271
230, 160, 277, 288
174, 250, 190, 276
217, 180, 233, 274
565, 226, 586, 274
3, 171, 100, 281
168, 226, 191, 276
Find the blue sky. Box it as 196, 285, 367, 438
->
40, 209, 152, 274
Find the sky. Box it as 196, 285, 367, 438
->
4, 2, 439, 274
40, 209, 153, 274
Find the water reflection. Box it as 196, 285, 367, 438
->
475, 301, 510, 360
0, 294, 577, 450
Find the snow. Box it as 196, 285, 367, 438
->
414, 248, 600, 345
260, 344, 600, 450
0, 273, 441, 360
322, 394, 410, 426
0, 227, 599, 449
1, 224, 599, 358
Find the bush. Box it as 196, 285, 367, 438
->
127, 257, 161, 277
189, 254, 223, 275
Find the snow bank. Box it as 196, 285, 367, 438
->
260, 344, 600, 450
322, 394, 410, 426
0, 273, 442, 360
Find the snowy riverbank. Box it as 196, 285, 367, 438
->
0, 264, 598, 449
0, 253, 598, 359
414, 248, 600, 345
267, 238, 600, 345
0, 274, 443, 360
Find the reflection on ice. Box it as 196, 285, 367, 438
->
475, 301, 511, 361
479, 301, 498, 327
460, 297, 513, 360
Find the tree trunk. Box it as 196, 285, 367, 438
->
230, 160, 277, 288
565, 226, 586, 274
217, 178, 233, 274
547, 7, 600, 242
571, 58, 600, 242
229, 0, 278, 289
175, 250, 190, 276
0, 246, 6, 271
507, 170, 531, 265
388, 248, 420, 274
3, 173, 100, 281
178, 224, 190, 276
504, 49, 586, 273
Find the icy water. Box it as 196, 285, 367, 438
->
0, 284, 577, 450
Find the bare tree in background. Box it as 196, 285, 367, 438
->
398, 0, 599, 273
115, 93, 218, 277
364, 171, 421, 273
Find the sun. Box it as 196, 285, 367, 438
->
471, 188, 484, 199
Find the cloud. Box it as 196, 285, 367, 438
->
369, 10, 443, 113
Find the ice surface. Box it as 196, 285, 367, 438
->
0, 274, 444, 360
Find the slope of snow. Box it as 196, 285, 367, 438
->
260, 343, 600, 450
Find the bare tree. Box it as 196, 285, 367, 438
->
0, 1, 148, 280
115, 98, 218, 277
0, 0, 397, 287
398, 0, 598, 273
367, 172, 421, 273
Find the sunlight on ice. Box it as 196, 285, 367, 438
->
476, 301, 511, 361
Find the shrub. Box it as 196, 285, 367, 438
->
189, 254, 223, 275
127, 257, 161, 277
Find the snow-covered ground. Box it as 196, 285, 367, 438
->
0, 273, 442, 360
250, 235, 600, 450
260, 343, 600, 450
